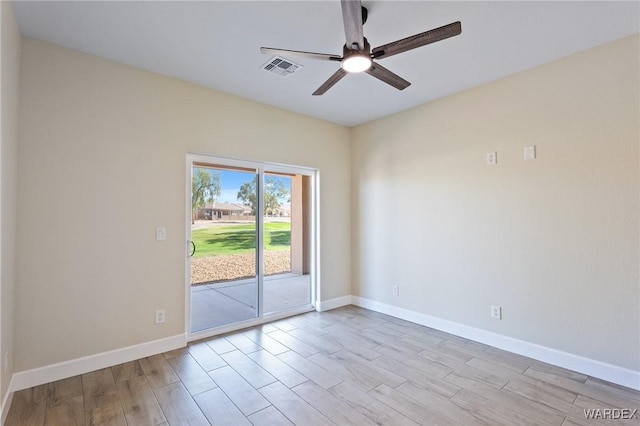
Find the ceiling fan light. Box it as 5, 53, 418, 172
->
342, 55, 372, 73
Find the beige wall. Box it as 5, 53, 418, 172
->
16, 38, 351, 371
352, 35, 639, 371
0, 0, 20, 405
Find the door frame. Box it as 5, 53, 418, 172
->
185, 153, 319, 341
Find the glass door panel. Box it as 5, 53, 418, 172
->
263, 172, 312, 314
190, 164, 258, 332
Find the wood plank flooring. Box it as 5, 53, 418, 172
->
6, 306, 640, 425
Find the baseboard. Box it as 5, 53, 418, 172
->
8, 297, 346, 393
351, 296, 640, 391
1, 378, 14, 425
11, 334, 186, 392
316, 295, 352, 312
8, 301, 638, 393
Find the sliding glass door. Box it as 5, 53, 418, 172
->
187, 155, 316, 336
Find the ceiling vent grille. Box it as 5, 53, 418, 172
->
261, 56, 302, 77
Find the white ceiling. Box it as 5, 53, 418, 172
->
12, 1, 640, 127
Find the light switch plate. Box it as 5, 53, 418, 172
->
524, 145, 536, 160
156, 227, 166, 241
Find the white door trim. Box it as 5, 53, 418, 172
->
185, 153, 319, 340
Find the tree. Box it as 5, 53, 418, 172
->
237, 176, 288, 216
237, 178, 257, 215
264, 177, 288, 215
192, 168, 221, 223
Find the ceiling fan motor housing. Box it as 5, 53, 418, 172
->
342, 38, 373, 72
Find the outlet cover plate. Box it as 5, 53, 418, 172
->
486, 151, 497, 165
491, 305, 502, 320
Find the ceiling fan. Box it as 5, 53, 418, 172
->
260, 0, 462, 96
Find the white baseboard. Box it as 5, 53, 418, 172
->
11, 334, 186, 392
7, 300, 639, 394
1, 378, 14, 425
351, 296, 640, 391
316, 295, 352, 312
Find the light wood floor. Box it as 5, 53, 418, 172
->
6, 306, 640, 425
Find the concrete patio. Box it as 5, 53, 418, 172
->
190, 273, 311, 332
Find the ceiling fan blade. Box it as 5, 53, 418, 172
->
372, 21, 462, 59
260, 47, 342, 62
312, 68, 348, 96
341, 0, 364, 50
365, 63, 411, 91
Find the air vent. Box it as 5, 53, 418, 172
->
261, 56, 302, 77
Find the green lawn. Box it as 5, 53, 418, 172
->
191, 222, 290, 258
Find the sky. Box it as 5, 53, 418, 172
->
218, 171, 250, 203
195, 167, 291, 204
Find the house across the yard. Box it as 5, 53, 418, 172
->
198, 202, 252, 220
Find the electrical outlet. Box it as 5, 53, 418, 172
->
491, 305, 502, 320
392, 285, 399, 296
486, 151, 497, 165
155, 309, 166, 324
